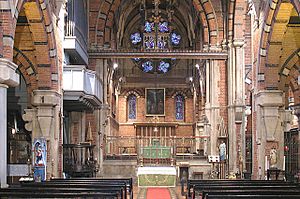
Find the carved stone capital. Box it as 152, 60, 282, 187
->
30, 90, 61, 137
32, 90, 60, 107
233, 39, 245, 48
0, 58, 19, 87
255, 90, 284, 107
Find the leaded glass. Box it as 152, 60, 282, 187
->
130, 32, 142, 45
159, 22, 169, 32
142, 61, 153, 72
158, 61, 170, 73
157, 38, 167, 49
175, 95, 184, 120
144, 21, 154, 33
145, 36, 155, 49
171, 32, 181, 45
128, 95, 137, 119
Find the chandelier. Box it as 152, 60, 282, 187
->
130, 0, 181, 74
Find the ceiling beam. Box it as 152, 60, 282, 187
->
89, 50, 228, 59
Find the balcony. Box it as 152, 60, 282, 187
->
64, 0, 88, 65
63, 65, 102, 110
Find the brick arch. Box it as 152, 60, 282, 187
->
91, 0, 222, 48
228, 0, 236, 41
91, 0, 120, 47
171, 91, 188, 99
257, 0, 299, 90
192, 0, 221, 45
13, 47, 38, 89
192, 0, 210, 45
190, 0, 223, 46
124, 91, 141, 99
278, 49, 300, 91
1, 0, 58, 90
291, 0, 300, 14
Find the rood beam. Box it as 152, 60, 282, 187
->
89, 50, 228, 59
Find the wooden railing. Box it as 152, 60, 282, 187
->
104, 135, 210, 162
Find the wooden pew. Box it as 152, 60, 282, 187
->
188, 180, 299, 199
205, 194, 300, 199
49, 178, 133, 199
2, 178, 133, 199
187, 179, 297, 198
19, 182, 126, 199
0, 187, 120, 198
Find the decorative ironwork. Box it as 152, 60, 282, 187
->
284, 129, 299, 181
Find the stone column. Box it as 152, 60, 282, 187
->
205, 59, 221, 157
227, 39, 246, 174
255, 90, 284, 178
99, 104, 109, 176
0, 59, 19, 188
23, 90, 61, 179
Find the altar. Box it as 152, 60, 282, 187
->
137, 167, 176, 187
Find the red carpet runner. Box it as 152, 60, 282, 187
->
146, 188, 171, 199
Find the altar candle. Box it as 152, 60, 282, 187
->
265, 156, 269, 171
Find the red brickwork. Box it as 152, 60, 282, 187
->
118, 93, 195, 137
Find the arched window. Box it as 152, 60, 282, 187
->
175, 95, 184, 120
128, 95, 137, 120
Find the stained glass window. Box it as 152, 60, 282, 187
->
144, 21, 154, 33
142, 61, 153, 72
158, 61, 170, 73
130, 32, 142, 45
157, 36, 168, 49
145, 36, 155, 49
175, 95, 184, 120
130, 16, 181, 74
159, 22, 169, 32
171, 32, 181, 45
128, 95, 137, 119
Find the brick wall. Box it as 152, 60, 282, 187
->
118, 92, 195, 136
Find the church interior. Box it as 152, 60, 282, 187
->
1, 0, 300, 198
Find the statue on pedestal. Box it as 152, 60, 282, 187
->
219, 141, 226, 161
270, 148, 277, 168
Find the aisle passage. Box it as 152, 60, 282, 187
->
146, 188, 171, 199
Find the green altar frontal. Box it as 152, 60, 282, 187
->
141, 146, 172, 159
137, 167, 176, 187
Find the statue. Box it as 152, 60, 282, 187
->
270, 148, 277, 168
219, 141, 226, 161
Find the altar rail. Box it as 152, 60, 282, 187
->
104, 135, 209, 161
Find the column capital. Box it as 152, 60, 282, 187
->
233, 39, 245, 48
32, 90, 61, 107
0, 58, 19, 87
255, 90, 284, 107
